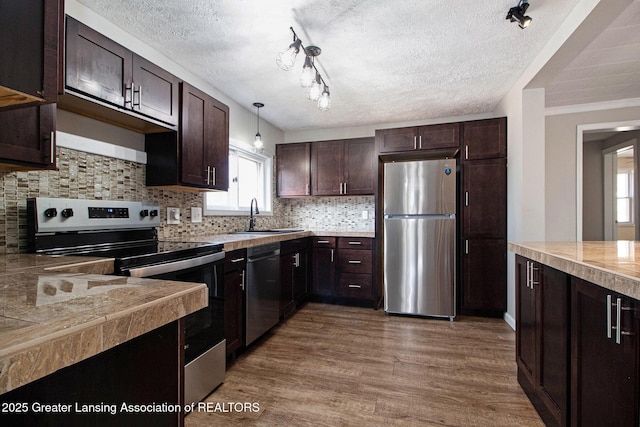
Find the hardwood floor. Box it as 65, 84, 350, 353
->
186, 303, 542, 426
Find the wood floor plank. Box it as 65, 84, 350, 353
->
185, 303, 542, 426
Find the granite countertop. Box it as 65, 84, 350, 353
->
168, 230, 376, 251
0, 255, 207, 395
509, 241, 640, 300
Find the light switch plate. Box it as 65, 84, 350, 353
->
167, 207, 180, 225
191, 207, 202, 223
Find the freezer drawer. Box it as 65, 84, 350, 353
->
384, 217, 456, 318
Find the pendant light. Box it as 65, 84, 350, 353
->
253, 102, 264, 152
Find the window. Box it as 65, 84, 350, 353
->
204, 144, 272, 216
617, 170, 634, 224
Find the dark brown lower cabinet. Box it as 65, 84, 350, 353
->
224, 249, 246, 357
571, 278, 639, 427
280, 238, 309, 318
0, 321, 182, 427
516, 256, 570, 427
311, 237, 336, 297
461, 238, 506, 316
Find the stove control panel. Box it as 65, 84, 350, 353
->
28, 198, 161, 233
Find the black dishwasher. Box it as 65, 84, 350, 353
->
245, 242, 280, 345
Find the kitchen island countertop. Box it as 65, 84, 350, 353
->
0, 254, 207, 395
509, 241, 640, 300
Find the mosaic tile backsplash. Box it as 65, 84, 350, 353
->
0, 147, 374, 254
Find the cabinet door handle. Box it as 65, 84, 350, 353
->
525, 261, 530, 289
206, 166, 211, 185
211, 166, 216, 186
348, 241, 362, 245
125, 83, 132, 106
348, 284, 362, 289
50, 131, 55, 163
344, 182, 347, 194
530, 263, 538, 289
348, 260, 362, 264
465, 145, 469, 160
133, 84, 142, 108
465, 239, 469, 255
419, 135, 422, 149
293, 252, 300, 267
607, 294, 613, 339
331, 249, 334, 263
240, 270, 245, 291
306, 183, 309, 195
414, 136, 417, 150
465, 191, 469, 206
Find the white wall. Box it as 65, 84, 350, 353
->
545, 107, 640, 241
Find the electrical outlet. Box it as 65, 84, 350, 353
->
191, 207, 202, 223
167, 207, 180, 225
362, 210, 369, 220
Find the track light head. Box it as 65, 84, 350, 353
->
506, 0, 532, 29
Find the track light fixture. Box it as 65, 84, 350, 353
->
277, 27, 331, 111
506, 0, 532, 29
253, 102, 264, 152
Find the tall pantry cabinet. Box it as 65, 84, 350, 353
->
460, 118, 507, 316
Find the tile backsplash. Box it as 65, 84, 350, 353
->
0, 147, 374, 254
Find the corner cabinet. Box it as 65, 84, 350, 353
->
516, 256, 570, 427
571, 278, 639, 427
146, 82, 229, 191
0, 0, 62, 109
276, 143, 311, 197
460, 117, 507, 316
311, 137, 375, 196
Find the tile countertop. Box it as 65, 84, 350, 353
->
0, 255, 207, 395
509, 241, 640, 301
171, 230, 376, 251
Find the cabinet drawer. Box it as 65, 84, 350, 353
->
338, 237, 373, 250
338, 249, 372, 274
312, 237, 336, 248
225, 249, 247, 273
338, 274, 372, 299
281, 238, 309, 255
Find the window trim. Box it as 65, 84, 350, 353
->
203, 140, 273, 217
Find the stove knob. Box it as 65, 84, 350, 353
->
61, 208, 74, 218
149, 209, 159, 217
140, 209, 149, 218
44, 208, 57, 218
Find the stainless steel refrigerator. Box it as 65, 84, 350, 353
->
383, 158, 456, 319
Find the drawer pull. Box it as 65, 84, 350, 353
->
348, 260, 362, 264
348, 284, 362, 288
230, 258, 245, 263
317, 240, 330, 244
348, 241, 362, 245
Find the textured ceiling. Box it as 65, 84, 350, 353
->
75, 0, 603, 131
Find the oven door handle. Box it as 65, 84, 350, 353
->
126, 251, 226, 278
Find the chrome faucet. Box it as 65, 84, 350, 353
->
249, 198, 259, 231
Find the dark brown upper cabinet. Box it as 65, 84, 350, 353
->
462, 117, 507, 160
63, 16, 179, 131
311, 137, 375, 196
376, 123, 460, 154
0, 0, 63, 109
276, 143, 311, 197
146, 82, 229, 191
0, 103, 56, 170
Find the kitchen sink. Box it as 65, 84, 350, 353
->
231, 229, 304, 234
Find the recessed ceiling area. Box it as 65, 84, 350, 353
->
74, 0, 639, 132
